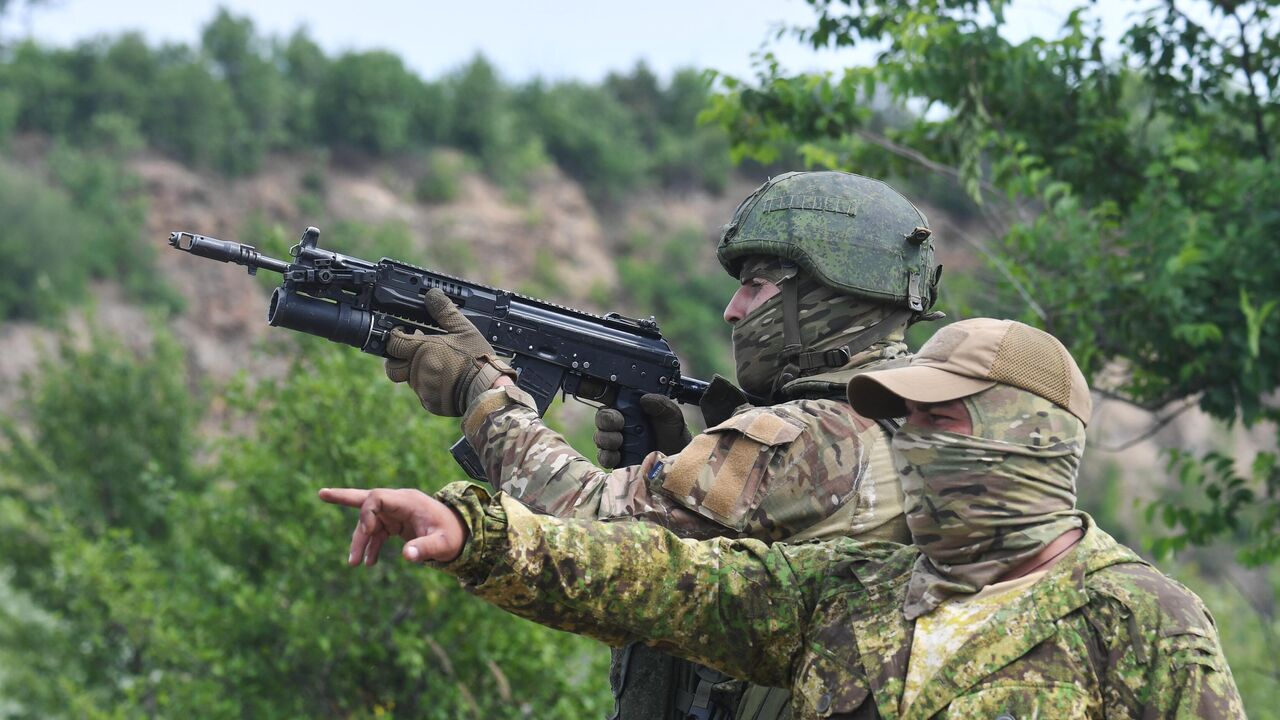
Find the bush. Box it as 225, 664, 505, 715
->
46, 145, 181, 312
0, 148, 177, 322
414, 150, 468, 204
0, 161, 92, 320
616, 228, 737, 379
0, 335, 613, 717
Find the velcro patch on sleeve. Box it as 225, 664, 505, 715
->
462, 385, 538, 438
717, 410, 805, 445
655, 409, 805, 531
659, 433, 717, 501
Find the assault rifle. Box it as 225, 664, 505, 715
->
168, 226, 709, 481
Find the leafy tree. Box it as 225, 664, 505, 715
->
200, 9, 288, 173
446, 55, 509, 161
0, 333, 612, 717
278, 28, 329, 146
617, 228, 738, 379
651, 69, 732, 193
445, 54, 546, 184
315, 50, 423, 154
0, 14, 733, 197
604, 64, 732, 193
3, 41, 77, 136
705, 0, 1280, 567
605, 62, 665, 147
146, 47, 249, 172
410, 79, 453, 147
0, 160, 91, 319
66, 34, 157, 133
518, 80, 647, 202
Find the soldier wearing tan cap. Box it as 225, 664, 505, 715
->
844, 319, 1242, 716
321, 319, 1245, 719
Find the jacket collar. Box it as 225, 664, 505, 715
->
699, 342, 911, 425
778, 340, 911, 402
856, 515, 1143, 720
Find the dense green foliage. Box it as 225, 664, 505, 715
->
0, 10, 730, 199
3, 1, 1278, 715
616, 227, 738, 380
0, 332, 611, 717
705, 0, 1280, 566
0, 147, 177, 321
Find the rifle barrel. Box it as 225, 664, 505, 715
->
168, 232, 290, 275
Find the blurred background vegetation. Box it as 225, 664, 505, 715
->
0, 1, 1277, 717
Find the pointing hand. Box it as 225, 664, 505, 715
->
318, 487, 468, 565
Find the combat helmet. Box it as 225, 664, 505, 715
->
719, 171, 943, 395
718, 171, 941, 313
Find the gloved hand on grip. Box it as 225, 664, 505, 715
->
594, 394, 693, 469
385, 288, 516, 417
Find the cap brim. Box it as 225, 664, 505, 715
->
847, 367, 997, 419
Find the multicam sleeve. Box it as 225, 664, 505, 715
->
435, 481, 834, 688
645, 399, 906, 544
460, 387, 760, 538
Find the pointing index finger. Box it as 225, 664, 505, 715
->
318, 488, 371, 508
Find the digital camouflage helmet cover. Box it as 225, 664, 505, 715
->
717, 171, 941, 313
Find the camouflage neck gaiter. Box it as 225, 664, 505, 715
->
892, 385, 1086, 620
731, 290, 787, 399
731, 260, 908, 402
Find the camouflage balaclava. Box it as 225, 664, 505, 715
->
731, 257, 908, 401
891, 384, 1085, 620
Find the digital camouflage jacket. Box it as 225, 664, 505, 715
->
435, 484, 1245, 720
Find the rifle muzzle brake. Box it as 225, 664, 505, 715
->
168, 231, 290, 275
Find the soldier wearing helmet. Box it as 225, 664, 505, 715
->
377, 171, 943, 720
324, 319, 1244, 720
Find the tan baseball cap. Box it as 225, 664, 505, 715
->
848, 318, 1092, 425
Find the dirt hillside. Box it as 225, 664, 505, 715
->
0, 156, 1268, 520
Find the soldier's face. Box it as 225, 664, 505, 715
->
903, 399, 973, 435
723, 277, 781, 324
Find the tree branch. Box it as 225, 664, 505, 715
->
951, 226, 1048, 321
1232, 9, 1273, 161
852, 127, 1003, 198
1093, 395, 1200, 452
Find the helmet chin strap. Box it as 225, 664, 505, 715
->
771, 264, 926, 400
773, 263, 804, 398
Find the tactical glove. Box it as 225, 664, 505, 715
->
385, 288, 516, 417
593, 394, 692, 469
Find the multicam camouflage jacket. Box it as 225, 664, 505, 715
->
459, 350, 911, 545
435, 484, 1245, 720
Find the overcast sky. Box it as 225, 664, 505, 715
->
3, 0, 876, 81
1, 1, 1215, 83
